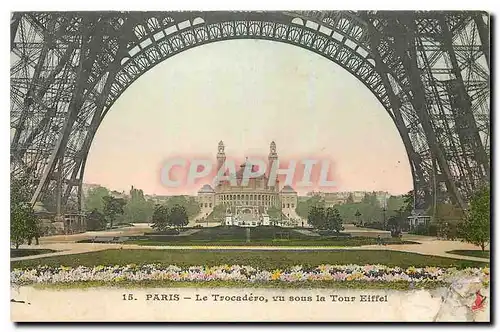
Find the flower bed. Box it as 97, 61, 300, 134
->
11, 264, 490, 287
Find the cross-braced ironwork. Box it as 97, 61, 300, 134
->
10, 11, 490, 215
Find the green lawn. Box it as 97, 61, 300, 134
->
125, 238, 418, 247
447, 250, 490, 259
136, 226, 369, 242
80, 224, 420, 247
10, 249, 56, 258
11, 249, 488, 270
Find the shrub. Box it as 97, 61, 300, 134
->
317, 230, 350, 237
410, 223, 438, 236
147, 229, 180, 235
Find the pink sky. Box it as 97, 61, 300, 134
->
84, 40, 413, 196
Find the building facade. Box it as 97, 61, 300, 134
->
196, 141, 299, 224
281, 185, 298, 219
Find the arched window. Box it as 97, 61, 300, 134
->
192, 17, 205, 26
147, 17, 160, 32
134, 24, 148, 40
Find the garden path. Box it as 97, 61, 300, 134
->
11, 237, 489, 263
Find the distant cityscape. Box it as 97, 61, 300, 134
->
82, 140, 402, 217
305, 191, 391, 208
82, 183, 394, 208
82, 182, 179, 204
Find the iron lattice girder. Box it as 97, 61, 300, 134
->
363, 12, 490, 205
412, 15, 489, 201
10, 11, 490, 213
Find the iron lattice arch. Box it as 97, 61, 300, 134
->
10, 11, 490, 214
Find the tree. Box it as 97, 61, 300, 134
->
102, 196, 126, 229
123, 186, 154, 223
296, 195, 325, 219
13, 205, 38, 248
168, 204, 189, 229
401, 190, 414, 213
387, 215, 398, 231
346, 193, 354, 204
386, 195, 405, 214
335, 202, 383, 224
354, 210, 362, 225
308, 206, 344, 232
380, 191, 414, 232
11, 208, 27, 249
185, 196, 201, 219
11, 201, 37, 248
325, 207, 344, 232
411, 222, 438, 236
84, 186, 110, 213
387, 210, 408, 234
459, 186, 490, 251
86, 209, 107, 231
164, 196, 201, 219
11, 177, 39, 248
361, 192, 379, 206
362, 193, 371, 204
307, 205, 325, 229
151, 204, 169, 232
